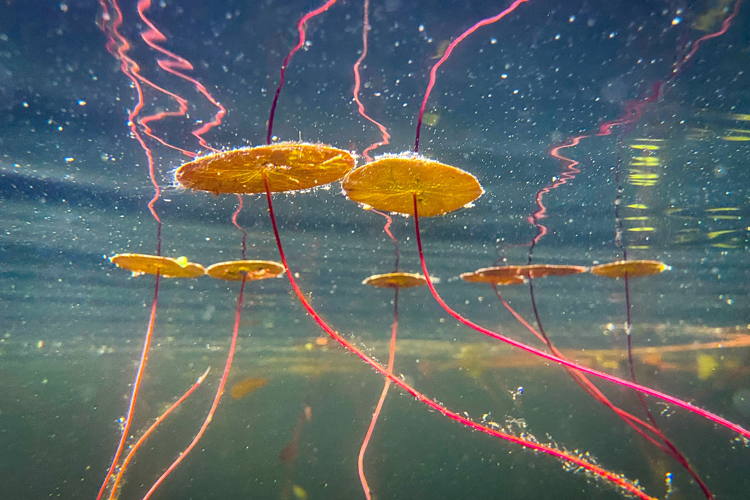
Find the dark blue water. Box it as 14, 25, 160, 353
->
1, 1, 749, 499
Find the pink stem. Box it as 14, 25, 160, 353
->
137, 0, 226, 153
415, 0, 531, 152
412, 193, 750, 440
141, 275, 246, 500
108, 367, 211, 499
352, 0, 390, 161
96, 274, 160, 500
262, 175, 654, 500
358, 287, 399, 499
267, 0, 339, 145
670, 0, 743, 79
493, 286, 713, 498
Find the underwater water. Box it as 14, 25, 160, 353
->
1, 0, 750, 499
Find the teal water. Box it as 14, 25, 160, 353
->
1, 0, 749, 499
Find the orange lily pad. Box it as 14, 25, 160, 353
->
363, 272, 428, 288
460, 267, 527, 286
512, 264, 589, 279
590, 260, 670, 279
205, 260, 285, 281
342, 154, 483, 217
175, 142, 355, 194
110, 254, 205, 278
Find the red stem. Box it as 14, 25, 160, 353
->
108, 367, 211, 499
493, 286, 713, 498
262, 175, 654, 500
141, 275, 246, 500
352, 0, 390, 161
267, 0, 339, 145
411, 193, 750, 440
95, 273, 160, 500
415, 0, 531, 152
358, 286, 399, 500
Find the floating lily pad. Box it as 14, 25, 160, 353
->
363, 272, 428, 288
342, 154, 483, 217
110, 254, 205, 278
590, 260, 669, 279
460, 267, 527, 286
205, 260, 285, 281
175, 142, 355, 194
